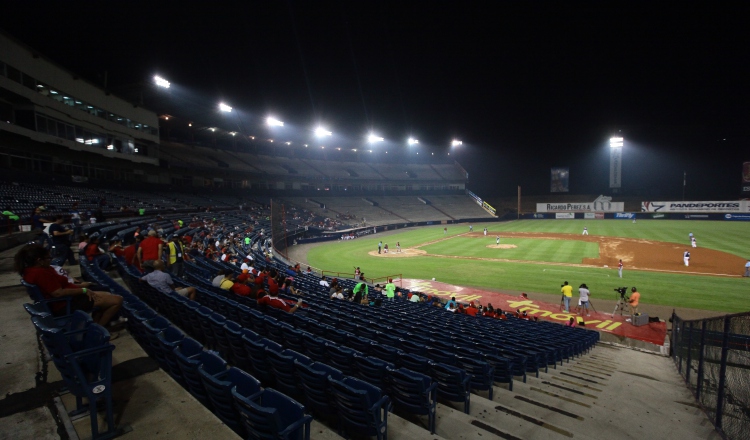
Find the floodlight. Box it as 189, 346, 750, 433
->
408, 138, 419, 145
106, 144, 114, 151
219, 103, 233, 113
209, 127, 216, 132
609, 137, 623, 148
451, 140, 463, 147
154, 75, 170, 88
286, 141, 291, 145
368, 134, 384, 143
230, 132, 236, 136
267, 117, 284, 127
315, 126, 332, 137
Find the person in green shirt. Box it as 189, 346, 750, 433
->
384, 278, 396, 301
244, 236, 251, 246
138, 208, 145, 216
353, 276, 368, 302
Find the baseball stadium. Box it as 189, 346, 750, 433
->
1, 4, 749, 440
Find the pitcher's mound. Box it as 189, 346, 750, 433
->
369, 249, 427, 257
487, 244, 517, 249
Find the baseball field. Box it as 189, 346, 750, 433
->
304, 219, 750, 313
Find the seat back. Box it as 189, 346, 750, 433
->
232, 388, 311, 440
329, 376, 389, 440
388, 367, 438, 433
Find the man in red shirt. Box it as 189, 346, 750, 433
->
137, 230, 163, 267
465, 301, 479, 317
231, 273, 253, 297
123, 236, 142, 271
258, 290, 303, 313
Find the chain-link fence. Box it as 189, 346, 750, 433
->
671, 311, 750, 440
270, 199, 288, 259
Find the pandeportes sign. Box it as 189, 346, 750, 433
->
536, 195, 624, 213
641, 201, 749, 213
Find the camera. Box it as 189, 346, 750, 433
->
614, 287, 628, 300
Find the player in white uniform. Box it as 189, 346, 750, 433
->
582, 226, 588, 235
396, 241, 401, 253
683, 250, 690, 266
691, 237, 697, 248
469, 225, 473, 232
483, 227, 487, 236
496, 235, 500, 245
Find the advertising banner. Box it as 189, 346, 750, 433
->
537, 195, 624, 213
615, 213, 635, 219
550, 168, 569, 193
743, 162, 750, 194
641, 201, 749, 213
610, 147, 622, 188
555, 213, 575, 219
584, 213, 596, 219
724, 213, 750, 221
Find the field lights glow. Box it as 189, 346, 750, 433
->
368, 134, 384, 143
154, 75, 170, 88
315, 127, 332, 137
266, 117, 284, 127
219, 103, 233, 113
408, 138, 419, 145
610, 137, 624, 148
451, 140, 462, 146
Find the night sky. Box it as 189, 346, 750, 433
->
2, 1, 747, 198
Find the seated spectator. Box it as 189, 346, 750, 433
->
465, 301, 479, 317
444, 296, 457, 310
231, 273, 253, 297
409, 291, 421, 303
219, 272, 235, 290
280, 278, 300, 296
497, 308, 508, 320
565, 317, 577, 327
319, 276, 330, 287
330, 286, 345, 300
306, 266, 312, 274
123, 236, 142, 272
212, 269, 230, 287
109, 238, 125, 258
447, 302, 457, 313
140, 260, 196, 301
84, 236, 110, 270
78, 235, 89, 252
240, 257, 254, 273
258, 289, 303, 313
520, 310, 530, 320
16, 244, 123, 328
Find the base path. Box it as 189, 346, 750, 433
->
398, 278, 668, 345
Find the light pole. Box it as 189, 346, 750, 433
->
609, 136, 623, 193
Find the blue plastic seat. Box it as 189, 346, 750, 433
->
199, 365, 261, 436
329, 376, 390, 440
243, 336, 282, 386
22, 279, 72, 316
295, 361, 344, 420
232, 388, 312, 440
156, 326, 186, 384
266, 348, 311, 399
354, 355, 394, 392
326, 344, 360, 376
430, 362, 471, 414
174, 338, 224, 408
302, 333, 329, 363
388, 367, 438, 434
458, 357, 495, 400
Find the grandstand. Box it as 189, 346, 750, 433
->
1, 29, 746, 440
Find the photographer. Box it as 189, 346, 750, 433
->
629, 287, 640, 314
578, 283, 591, 316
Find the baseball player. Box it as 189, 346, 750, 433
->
496, 235, 500, 245
444, 227, 447, 235
582, 226, 588, 236
469, 225, 473, 232
396, 241, 401, 253
618, 259, 623, 278
384, 243, 389, 254
691, 236, 697, 248
378, 241, 382, 254
683, 250, 690, 266
483, 227, 488, 236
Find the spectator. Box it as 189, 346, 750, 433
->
258, 290, 303, 314
48, 215, 76, 266
240, 257, 254, 274
330, 286, 345, 300
280, 278, 299, 296
123, 236, 142, 272
140, 260, 196, 300
409, 291, 421, 303
352, 278, 368, 302
465, 301, 479, 317
212, 269, 229, 287
319, 276, 330, 288
231, 273, 253, 297
447, 302, 457, 313
444, 296, 457, 310
84, 236, 110, 270
108, 238, 125, 258
166, 236, 186, 278
565, 317, 577, 327
137, 230, 163, 267
219, 272, 235, 290
16, 244, 123, 327
328, 278, 339, 294
384, 278, 396, 301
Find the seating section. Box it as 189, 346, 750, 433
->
21, 212, 599, 439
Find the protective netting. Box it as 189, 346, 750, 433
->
270, 199, 288, 259
672, 312, 750, 440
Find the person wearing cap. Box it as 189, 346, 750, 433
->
384, 278, 396, 301
444, 296, 457, 310
744, 259, 750, 277
465, 301, 479, 317
231, 273, 253, 297
137, 230, 163, 267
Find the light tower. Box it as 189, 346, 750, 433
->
609, 136, 623, 193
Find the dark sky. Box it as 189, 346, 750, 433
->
2, 1, 747, 198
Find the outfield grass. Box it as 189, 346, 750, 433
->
306, 220, 750, 313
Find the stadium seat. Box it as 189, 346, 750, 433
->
329, 376, 390, 440
387, 367, 438, 434
199, 365, 261, 436
429, 362, 471, 414
232, 388, 312, 440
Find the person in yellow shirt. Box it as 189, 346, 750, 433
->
561, 281, 573, 313
629, 287, 640, 315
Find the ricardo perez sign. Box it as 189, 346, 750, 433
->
537, 195, 625, 213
